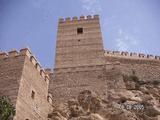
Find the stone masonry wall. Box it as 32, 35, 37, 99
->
50, 50, 160, 103
15, 48, 51, 120
105, 51, 160, 82
0, 50, 25, 105
49, 65, 106, 104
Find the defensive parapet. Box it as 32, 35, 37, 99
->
58, 15, 99, 23
105, 50, 160, 60
0, 48, 50, 82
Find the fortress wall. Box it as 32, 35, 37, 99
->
15, 48, 51, 120
49, 65, 107, 103
49, 64, 124, 104
50, 49, 160, 103
0, 50, 26, 105
105, 51, 160, 82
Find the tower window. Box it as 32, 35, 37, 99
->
77, 28, 83, 34
31, 90, 35, 99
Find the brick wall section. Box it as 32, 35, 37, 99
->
0, 51, 25, 105
49, 62, 127, 103
105, 55, 160, 81
49, 66, 106, 103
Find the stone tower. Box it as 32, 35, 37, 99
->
49, 15, 106, 103
0, 48, 52, 120
55, 15, 105, 68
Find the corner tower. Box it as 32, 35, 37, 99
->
55, 15, 105, 68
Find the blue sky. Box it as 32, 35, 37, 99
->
0, 0, 160, 68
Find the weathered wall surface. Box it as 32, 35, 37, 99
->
15, 48, 51, 120
50, 51, 160, 103
49, 66, 105, 103
0, 50, 25, 105
49, 63, 125, 104
105, 51, 160, 82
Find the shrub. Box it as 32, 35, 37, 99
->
0, 96, 15, 120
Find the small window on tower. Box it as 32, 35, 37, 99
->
31, 90, 35, 99
77, 28, 83, 34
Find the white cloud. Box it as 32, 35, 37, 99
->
116, 29, 139, 51
80, 0, 102, 14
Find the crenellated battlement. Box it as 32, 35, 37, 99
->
105, 50, 160, 60
0, 48, 50, 82
59, 15, 99, 23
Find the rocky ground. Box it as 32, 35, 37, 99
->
48, 72, 160, 120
